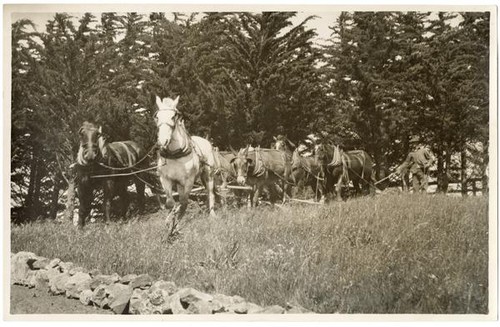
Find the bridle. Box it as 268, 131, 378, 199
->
155, 108, 179, 129
78, 126, 103, 162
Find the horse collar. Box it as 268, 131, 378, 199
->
159, 137, 193, 159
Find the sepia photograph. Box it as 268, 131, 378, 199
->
3, 2, 497, 321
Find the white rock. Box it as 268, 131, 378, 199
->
106, 283, 133, 314
79, 289, 94, 305
65, 272, 92, 299
11, 251, 38, 285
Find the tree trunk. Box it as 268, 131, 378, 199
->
460, 149, 467, 196
31, 159, 43, 218
25, 153, 38, 218
49, 176, 61, 220
442, 149, 451, 193
26, 155, 43, 221
482, 142, 489, 195
436, 148, 446, 193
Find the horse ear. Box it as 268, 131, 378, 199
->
273, 136, 277, 141
173, 95, 180, 107
98, 126, 103, 134
229, 145, 237, 156
243, 144, 250, 156
155, 95, 162, 108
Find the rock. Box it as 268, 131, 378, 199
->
120, 274, 138, 285
150, 280, 177, 297
59, 261, 75, 273
175, 288, 218, 314
91, 285, 108, 308
255, 305, 285, 314
90, 273, 121, 290
11, 251, 38, 285
165, 292, 188, 314
129, 288, 174, 315
68, 266, 88, 276
230, 301, 263, 314
211, 294, 245, 314
285, 303, 311, 314
27, 269, 49, 290
88, 269, 101, 277
48, 258, 61, 269
64, 272, 92, 299
178, 287, 213, 304
46, 267, 62, 284
129, 274, 153, 289
148, 280, 178, 308
106, 283, 133, 314
49, 272, 71, 295
129, 281, 180, 315
30, 257, 50, 270
129, 288, 151, 314
79, 289, 94, 306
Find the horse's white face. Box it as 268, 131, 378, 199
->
155, 95, 179, 149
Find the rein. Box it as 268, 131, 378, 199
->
96, 144, 157, 171
90, 163, 166, 179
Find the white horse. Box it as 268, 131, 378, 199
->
155, 95, 216, 229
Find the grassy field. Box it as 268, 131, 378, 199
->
11, 193, 489, 314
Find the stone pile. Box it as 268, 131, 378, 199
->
11, 251, 311, 315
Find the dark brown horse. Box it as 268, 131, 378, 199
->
230, 146, 290, 206
272, 135, 325, 202
290, 148, 325, 202
213, 148, 236, 189
76, 121, 150, 227
315, 143, 376, 201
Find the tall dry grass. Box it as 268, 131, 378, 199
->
11, 193, 488, 313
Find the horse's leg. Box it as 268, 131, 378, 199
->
160, 175, 175, 210
77, 182, 91, 228
103, 179, 114, 223
352, 178, 361, 197
369, 171, 377, 196
201, 167, 216, 216
117, 181, 129, 219
335, 174, 343, 201
135, 177, 145, 214
177, 177, 196, 222
251, 184, 261, 207
267, 183, 277, 205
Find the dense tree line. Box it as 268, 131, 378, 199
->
11, 11, 490, 221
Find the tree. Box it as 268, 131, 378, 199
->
221, 12, 326, 147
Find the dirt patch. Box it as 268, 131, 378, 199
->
9, 285, 112, 315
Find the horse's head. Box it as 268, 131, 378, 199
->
272, 135, 294, 153
314, 143, 329, 164
154, 95, 180, 151
230, 145, 253, 185
77, 121, 103, 165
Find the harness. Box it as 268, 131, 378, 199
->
252, 147, 267, 178
328, 145, 350, 184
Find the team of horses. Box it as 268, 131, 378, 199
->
75, 95, 377, 229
